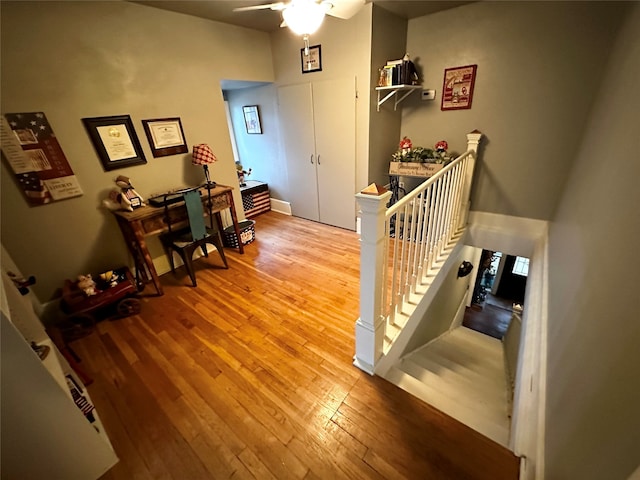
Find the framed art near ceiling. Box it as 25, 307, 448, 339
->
141, 117, 188, 157
242, 105, 262, 134
301, 45, 322, 74
441, 64, 477, 111
82, 115, 146, 171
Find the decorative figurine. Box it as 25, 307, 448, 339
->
236, 162, 252, 187
102, 175, 145, 211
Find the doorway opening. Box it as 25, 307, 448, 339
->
465, 249, 528, 339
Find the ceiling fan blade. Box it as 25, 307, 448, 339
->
323, 0, 365, 19
233, 2, 287, 13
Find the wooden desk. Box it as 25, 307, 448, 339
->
112, 184, 243, 296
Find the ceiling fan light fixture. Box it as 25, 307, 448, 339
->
282, 0, 325, 35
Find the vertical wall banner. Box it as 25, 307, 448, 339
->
1, 112, 83, 206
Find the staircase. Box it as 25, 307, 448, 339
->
354, 131, 483, 375
386, 326, 511, 446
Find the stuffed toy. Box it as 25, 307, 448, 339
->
98, 270, 121, 289
77, 274, 98, 296
102, 175, 145, 212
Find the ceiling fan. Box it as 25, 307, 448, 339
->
234, 0, 365, 47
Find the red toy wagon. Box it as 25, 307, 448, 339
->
61, 266, 141, 327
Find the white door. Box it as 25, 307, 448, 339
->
312, 77, 356, 230
278, 83, 319, 222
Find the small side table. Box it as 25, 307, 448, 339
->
240, 180, 270, 219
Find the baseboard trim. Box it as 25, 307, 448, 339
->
270, 198, 291, 216
450, 290, 468, 331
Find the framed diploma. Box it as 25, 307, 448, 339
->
82, 114, 146, 171
141, 117, 188, 157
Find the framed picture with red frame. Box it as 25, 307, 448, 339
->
441, 65, 477, 111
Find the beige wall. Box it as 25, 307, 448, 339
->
545, 4, 640, 478
269, 5, 373, 195
368, 5, 408, 186
226, 6, 374, 211
403, 1, 626, 220
0, 1, 274, 302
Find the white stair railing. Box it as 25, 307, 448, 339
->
354, 131, 482, 375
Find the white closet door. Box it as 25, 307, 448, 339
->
312, 77, 356, 230
278, 83, 319, 222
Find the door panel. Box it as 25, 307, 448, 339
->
278, 83, 319, 222
313, 78, 356, 230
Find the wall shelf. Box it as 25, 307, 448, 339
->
375, 85, 422, 111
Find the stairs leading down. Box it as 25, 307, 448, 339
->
385, 326, 511, 446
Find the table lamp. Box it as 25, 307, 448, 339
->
192, 144, 217, 188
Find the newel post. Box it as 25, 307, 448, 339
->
458, 130, 483, 229
354, 187, 392, 375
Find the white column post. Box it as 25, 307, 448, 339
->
458, 130, 483, 229
353, 189, 392, 375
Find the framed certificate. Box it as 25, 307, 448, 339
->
141, 117, 188, 157
82, 115, 146, 171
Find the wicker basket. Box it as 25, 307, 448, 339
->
222, 220, 255, 248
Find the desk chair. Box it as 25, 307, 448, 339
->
160, 186, 228, 286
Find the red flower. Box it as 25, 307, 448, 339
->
435, 140, 448, 152
399, 136, 412, 149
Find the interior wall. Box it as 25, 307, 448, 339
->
403, 1, 627, 220
226, 85, 285, 199
545, 4, 640, 479
402, 245, 475, 355
368, 5, 408, 186
269, 5, 373, 197
0, 1, 274, 302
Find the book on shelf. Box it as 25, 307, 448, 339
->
381, 65, 394, 86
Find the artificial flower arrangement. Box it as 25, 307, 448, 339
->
391, 137, 452, 164
389, 137, 454, 177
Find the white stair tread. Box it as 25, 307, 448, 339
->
386, 366, 510, 446
399, 360, 509, 423
389, 326, 511, 447
402, 354, 507, 399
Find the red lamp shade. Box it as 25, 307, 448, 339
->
192, 144, 217, 166
192, 144, 217, 186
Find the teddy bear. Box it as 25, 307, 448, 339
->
77, 274, 98, 296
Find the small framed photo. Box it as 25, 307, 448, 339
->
141, 117, 188, 157
441, 64, 477, 111
301, 45, 322, 74
242, 105, 262, 134
82, 115, 146, 171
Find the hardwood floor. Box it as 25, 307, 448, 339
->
463, 294, 516, 339
72, 212, 519, 479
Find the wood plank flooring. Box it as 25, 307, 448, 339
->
71, 212, 519, 480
